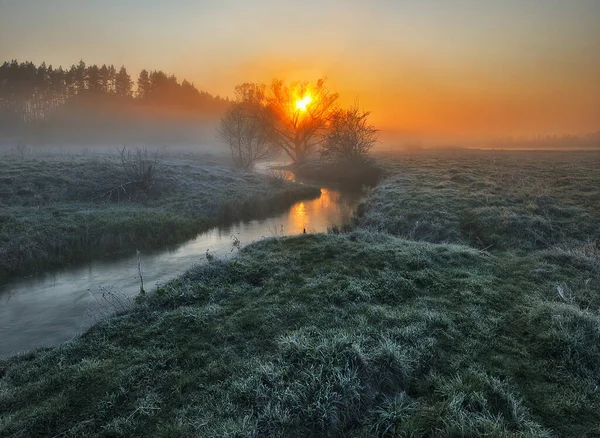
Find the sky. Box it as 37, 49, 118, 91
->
1, 0, 599, 140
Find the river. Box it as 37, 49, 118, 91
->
0, 184, 361, 358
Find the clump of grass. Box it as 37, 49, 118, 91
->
9, 142, 28, 159
327, 223, 354, 234
265, 168, 292, 185
97, 146, 162, 201
86, 284, 135, 323
543, 241, 600, 277
1, 232, 598, 436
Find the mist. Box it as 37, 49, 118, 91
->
0, 60, 232, 150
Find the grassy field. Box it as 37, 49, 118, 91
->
359, 150, 600, 254
0, 149, 320, 282
1, 149, 598, 436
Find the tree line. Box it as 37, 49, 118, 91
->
485, 133, 600, 150
0, 60, 230, 141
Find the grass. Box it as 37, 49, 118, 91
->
0, 151, 320, 282
1, 149, 598, 436
1, 232, 598, 436
358, 149, 600, 253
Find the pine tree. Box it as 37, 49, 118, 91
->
137, 69, 150, 99
86, 64, 102, 93
108, 65, 117, 93
99, 64, 110, 93
73, 60, 86, 94
115, 66, 133, 98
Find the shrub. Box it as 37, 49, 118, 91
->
320, 105, 378, 164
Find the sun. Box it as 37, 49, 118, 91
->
295, 95, 312, 111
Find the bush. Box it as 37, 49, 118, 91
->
320, 105, 378, 163
293, 159, 384, 189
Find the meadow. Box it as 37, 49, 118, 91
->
0, 148, 319, 282
0, 149, 598, 436
360, 149, 600, 256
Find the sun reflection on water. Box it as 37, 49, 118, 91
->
288, 188, 340, 233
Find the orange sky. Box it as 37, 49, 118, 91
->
1, 0, 599, 140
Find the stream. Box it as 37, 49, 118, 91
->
0, 184, 361, 358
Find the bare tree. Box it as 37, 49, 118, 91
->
217, 84, 277, 170
97, 146, 160, 201
265, 79, 338, 163
320, 105, 378, 163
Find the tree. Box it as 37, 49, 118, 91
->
99, 64, 110, 93
64, 65, 76, 98
217, 83, 277, 170
86, 64, 102, 93
73, 60, 86, 93
265, 78, 338, 163
180, 79, 200, 108
137, 69, 150, 99
51, 66, 67, 107
149, 70, 168, 96
115, 66, 133, 98
320, 105, 378, 163
108, 65, 117, 93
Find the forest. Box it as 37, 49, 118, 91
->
0, 60, 230, 144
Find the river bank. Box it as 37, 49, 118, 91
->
2, 231, 599, 436
0, 150, 319, 283
0, 186, 361, 358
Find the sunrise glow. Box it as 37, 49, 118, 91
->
1, 1, 598, 139
296, 95, 312, 112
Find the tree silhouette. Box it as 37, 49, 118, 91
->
108, 65, 117, 92
137, 69, 150, 99
320, 105, 378, 163
73, 60, 86, 93
265, 79, 338, 162
86, 65, 102, 93
217, 83, 277, 169
99, 64, 111, 93
115, 66, 133, 98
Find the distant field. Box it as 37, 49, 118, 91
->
0, 148, 319, 282
361, 150, 600, 255
1, 149, 598, 436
